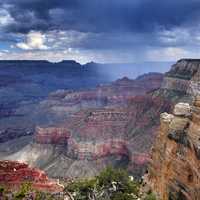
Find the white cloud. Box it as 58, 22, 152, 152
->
0, 8, 14, 27
146, 47, 200, 61
16, 31, 49, 50
46, 30, 88, 49
0, 49, 89, 64
15, 30, 89, 51
158, 28, 190, 45
157, 26, 200, 47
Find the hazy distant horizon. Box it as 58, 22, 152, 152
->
0, 59, 173, 81
0, 58, 175, 66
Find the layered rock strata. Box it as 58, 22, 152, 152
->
1, 64, 184, 179
162, 59, 200, 98
0, 160, 63, 192
146, 98, 200, 200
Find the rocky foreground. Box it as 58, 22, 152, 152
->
0, 160, 63, 192
145, 98, 200, 200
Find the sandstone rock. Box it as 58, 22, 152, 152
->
146, 98, 200, 200
194, 96, 200, 107
169, 116, 189, 131
173, 102, 191, 117
161, 112, 174, 123
161, 59, 200, 98
161, 77, 190, 92
0, 160, 63, 192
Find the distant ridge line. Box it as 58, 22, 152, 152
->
178, 58, 200, 62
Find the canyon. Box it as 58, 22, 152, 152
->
2, 59, 200, 185
0, 72, 167, 179
0, 60, 168, 143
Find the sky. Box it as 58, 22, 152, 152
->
1, 0, 200, 63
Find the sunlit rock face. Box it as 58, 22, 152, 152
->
162, 59, 200, 98
146, 98, 200, 200
0, 160, 63, 192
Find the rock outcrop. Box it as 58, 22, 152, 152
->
146, 98, 200, 200
0, 160, 63, 192
162, 59, 200, 99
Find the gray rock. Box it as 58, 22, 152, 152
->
173, 103, 191, 117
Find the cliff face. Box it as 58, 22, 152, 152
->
146, 98, 200, 200
162, 59, 200, 99
42, 73, 163, 116
34, 97, 170, 161
0, 160, 63, 192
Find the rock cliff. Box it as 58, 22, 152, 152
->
161, 59, 200, 100
0, 160, 63, 192
146, 98, 200, 200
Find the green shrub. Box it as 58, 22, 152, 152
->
112, 192, 138, 200
65, 178, 97, 200
65, 167, 140, 200
98, 167, 139, 195
32, 191, 56, 200
144, 192, 157, 200
0, 186, 4, 193
14, 182, 32, 200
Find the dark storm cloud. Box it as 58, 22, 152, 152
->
2, 0, 200, 34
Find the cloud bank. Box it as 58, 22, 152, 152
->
1, 0, 200, 63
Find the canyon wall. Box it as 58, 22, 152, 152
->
0, 73, 170, 179
162, 59, 200, 100
146, 98, 200, 200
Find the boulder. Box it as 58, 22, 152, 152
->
173, 103, 191, 117
161, 113, 174, 123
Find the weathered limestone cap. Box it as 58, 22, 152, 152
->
169, 116, 189, 131
173, 103, 191, 117
194, 96, 200, 107
161, 112, 174, 123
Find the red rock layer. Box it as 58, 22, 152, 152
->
35, 127, 71, 144
35, 95, 171, 165
0, 160, 63, 192
48, 73, 163, 108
